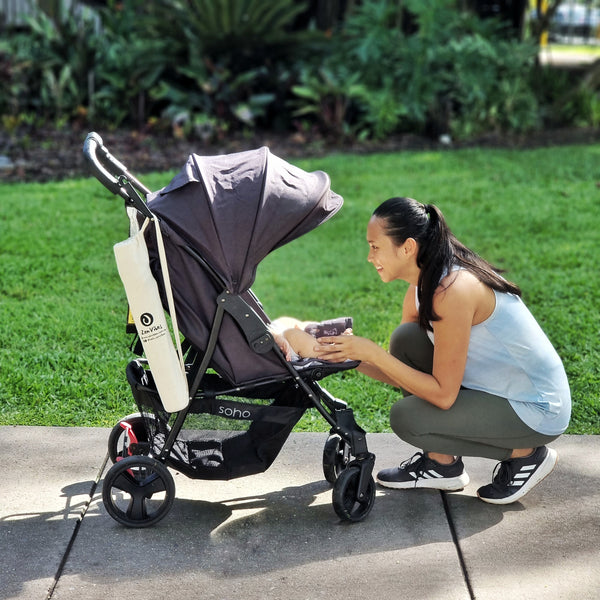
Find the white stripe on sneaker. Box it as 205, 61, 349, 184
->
478, 447, 558, 505
513, 465, 537, 484
412, 470, 445, 480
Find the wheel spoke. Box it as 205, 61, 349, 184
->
141, 472, 167, 496
111, 471, 136, 493
126, 493, 148, 521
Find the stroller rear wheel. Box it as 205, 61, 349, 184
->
102, 455, 175, 528
322, 434, 351, 484
332, 463, 375, 522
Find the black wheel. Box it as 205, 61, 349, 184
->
102, 455, 175, 528
322, 434, 351, 484
332, 464, 375, 523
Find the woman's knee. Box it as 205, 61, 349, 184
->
390, 397, 425, 440
389, 401, 406, 438
389, 322, 433, 373
390, 322, 419, 359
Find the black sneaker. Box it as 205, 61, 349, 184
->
376, 452, 469, 491
477, 446, 558, 505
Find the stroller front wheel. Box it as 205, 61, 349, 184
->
102, 455, 175, 528
332, 464, 375, 522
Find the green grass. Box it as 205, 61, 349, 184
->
1, 145, 598, 434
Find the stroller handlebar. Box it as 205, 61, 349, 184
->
83, 132, 152, 201
83, 132, 124, 196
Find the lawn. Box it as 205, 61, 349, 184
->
0, 143, 598, 434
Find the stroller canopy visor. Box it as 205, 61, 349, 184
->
147, 147, 343, 293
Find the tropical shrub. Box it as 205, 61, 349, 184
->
152, 0, 320, 136
0, 0, 597, 141
90, 1, 176, 128
308, 0, 541, 139
5, 2, 98, 121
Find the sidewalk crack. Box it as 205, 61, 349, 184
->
441, 491, 476, 600
45, 452, 109, 600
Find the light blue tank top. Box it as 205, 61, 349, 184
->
419, 285, 571, 436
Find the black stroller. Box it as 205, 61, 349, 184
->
83, 132, 376, 527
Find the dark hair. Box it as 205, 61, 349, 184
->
372, 197, 521, 331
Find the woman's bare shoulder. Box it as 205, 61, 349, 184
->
438, 267, 481, 293
436, 268, 495, 323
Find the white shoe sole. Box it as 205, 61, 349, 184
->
376, 472, 470, 492
478, 448, 558, 505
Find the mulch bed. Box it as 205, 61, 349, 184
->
2, 125, 600, 184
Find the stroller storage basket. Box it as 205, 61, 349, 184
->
126, 360, 311, 480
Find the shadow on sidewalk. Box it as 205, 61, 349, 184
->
0, 475, 509, 600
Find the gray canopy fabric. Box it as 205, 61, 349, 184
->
147, 146, 343, 293
144, 147, 343, 385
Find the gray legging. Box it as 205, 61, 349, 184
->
388, 322, 559, 461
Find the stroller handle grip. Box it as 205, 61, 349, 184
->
83, 132, 152, 199
83, 132, 123, 196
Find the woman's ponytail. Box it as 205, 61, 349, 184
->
415, 203, 453, 330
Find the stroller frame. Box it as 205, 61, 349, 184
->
83, 132, 376, 526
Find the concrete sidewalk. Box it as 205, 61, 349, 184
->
0, 427, 598, 600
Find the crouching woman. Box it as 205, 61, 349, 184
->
313, 197, 571, 505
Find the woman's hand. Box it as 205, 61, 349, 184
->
312, 330, 378, 363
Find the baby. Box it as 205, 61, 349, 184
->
270, 316, 353, 361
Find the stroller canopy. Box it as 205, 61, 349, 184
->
144, 147, 343, 385
147, 146, 342, 293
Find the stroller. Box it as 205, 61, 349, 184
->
83, 132, 376, 527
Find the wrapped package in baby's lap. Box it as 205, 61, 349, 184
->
113, 222, 189, 413
304, 317, 353, 338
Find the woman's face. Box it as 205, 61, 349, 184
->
367, 216, 410, 283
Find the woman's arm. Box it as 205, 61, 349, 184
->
355, 286, 419, 385
401, 284, 419, 324
314, 273, 481, 409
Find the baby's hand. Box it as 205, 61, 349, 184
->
273, 332, 293, 361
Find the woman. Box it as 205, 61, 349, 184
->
313, 197, 571, 505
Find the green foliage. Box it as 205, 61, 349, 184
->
320, 0, 541, 139
90, 1, 176, 127
535, 58, 600, 129
1, 0, 599, 139
291, 67, 367, 138
149, 0, 319, 135
4, 2, 98, 120
445, 31, 540, 136
1, 145, 598, 434
165, 0, 309, 58
0, 41, 28, 118
154, 57, 278, 138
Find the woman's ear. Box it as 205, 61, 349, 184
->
404, 237, 418, 256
